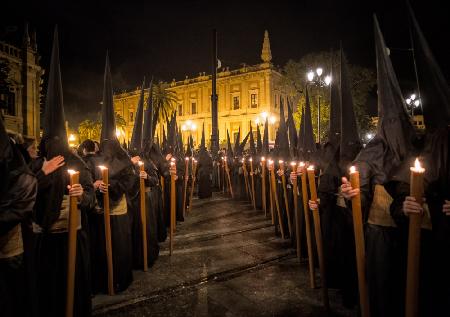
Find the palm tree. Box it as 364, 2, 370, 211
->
150, 81, 177, 125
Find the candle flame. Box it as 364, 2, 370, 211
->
170, 157, 176, 162
170, 162, 175, 166
307, 165, 315, 171
411, 158, 425, 173
261, 156, 266, 161
67, 169, 77, 175
137, 161, 144, 166
290, 161, 296, 167
278, 160, 284, 164
185, 157, 189, 161
98, 165, 107, 170
299, 161, 305, 167
268, 159, 274, 165
349, 166, 356, 174
249, 158, 252, 162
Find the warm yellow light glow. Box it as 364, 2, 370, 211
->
261, 156, 265, 161
98, 165, 107, 171
186, 120, 192, 126
299, 161, 305, 167
181, 124, 187, 131
67, 169, 77, 175
411, 158, 425, 173
138, 161, 144, 166
290, 161, 296, 167
268, 159, 274, 165
261, 112, 268, 119
115, 129, 122, 138
255, 118, 260, 125
278, 160, 283, 164
270, 116, 276, 124
307, 165, 314, 171
68, 134, 76, 142
185, 157, 189, 161
249, 158, 252, 162
191, 124, 197, 130
349, 166, 357, 174
170, 157, 176, 162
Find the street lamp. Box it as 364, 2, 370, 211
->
405, 93, 421, 117
306, 67, 332, 143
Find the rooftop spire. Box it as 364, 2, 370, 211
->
261, 30, 272, 64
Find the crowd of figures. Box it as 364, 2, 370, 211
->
0, 26, 213, 317
1, 5, 450, 317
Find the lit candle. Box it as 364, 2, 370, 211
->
249, 157, 256, 209
169, 158, 176, 255
98, 165, 114, 295
405, 158, 425, 317
268, 158, 284, 239
349, 166, 370, 317
290, 162, 301, 261
66, 169, 79, 317
279, 159, 292, 236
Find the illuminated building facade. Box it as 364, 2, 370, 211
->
114, 30, 290, 147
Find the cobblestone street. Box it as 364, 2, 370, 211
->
93, 193, 353, 317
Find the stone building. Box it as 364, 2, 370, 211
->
0, 24, 43, 139
114, 30, 289, 147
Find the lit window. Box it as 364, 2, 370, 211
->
130, 112, 134, 122
233, 96, 240, 110
192, 102, 197, 114
250, 93, 258, 108
178, 104, 183, 116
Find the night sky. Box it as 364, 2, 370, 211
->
2, 0, 449, 128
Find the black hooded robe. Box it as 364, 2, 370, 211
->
197, 151, 213, 199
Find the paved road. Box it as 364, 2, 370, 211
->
93, 193, 354, 317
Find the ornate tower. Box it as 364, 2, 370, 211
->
260, 30, 272, 68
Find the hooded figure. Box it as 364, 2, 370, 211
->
263, 118, 270, 155
349, 16, 416, 317
197, 123, 213, 199
33, 27, 95, 317
256, 123, 263, 155
91, 53, 135, 293
303, 87, 316, 161
286, 98, 298, 159
0, 114, 37, 317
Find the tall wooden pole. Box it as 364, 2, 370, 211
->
242, 159, 251, 201
349, 166, 370, 317
261, 157, 267, 217
182, 157, 189, 218
291, 162, 302, 262
99, 166, 114, 296
307, 166, 329, 310
249, 158, 256, 210
222, 158, 226, 194
138, 162, 148, 272
279, 160, 292, 237
300, 163, 316, 289
225, 159, 234, 198
170, 160, 176, 256
406, 158, 425, 317
269, 160, 285, 239
66, 170, 79, 317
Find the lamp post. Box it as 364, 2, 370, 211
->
405, 93, 421, 117
306, 68, 331, 143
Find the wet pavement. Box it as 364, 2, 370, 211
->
93, 193, 355, 317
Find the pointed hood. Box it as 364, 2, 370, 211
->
226, 130, 234, 161
256, 123, 263, 155
297, 107, 305, 155
100, 52, 117, 142
249, 123, 256, 155
238, 132, 250, 156
328, 51, 341, 147
200, 122, 206, 150
130, 77, 146, 153
233, 127, 241, 155
407, 3, 450, 131
263, 118, 269, 155
374, 15, 414, 163
42, 26, 68, 148
162, 125, 167, 154
303, 86, 316, 157
339, 49, 362, 165
143, 78, 154, 147
286, 98, 298, 158
186, 134, 193, 157
278, 97, 290, 158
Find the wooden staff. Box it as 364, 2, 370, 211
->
242, 159, 251, 201
268, 163, 275, 224
261, 157, 267, 217
307, 165, 329, 310
279, 160, 293, 237
225, 159, 234, 198
169, 160, 176, 256
182, 157, 189, 218
188, 159, 197, 213
99, 166, 114, 295
138, 162, 148, 272
249, 158, 256, 210
66, 170, 79, 317
269, 160, 285, 239
291, 162, 302, 262
222, 157, 226, 194
349, 166, 370, 317
406, 158, 425, 317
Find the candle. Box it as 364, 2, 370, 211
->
349, 166, 370, 317
249, 157, 256, 210
98, 165, 114, 295
406, 158, 425, 317
279, 159, 292, 236
299, 161, 315, 288
268, 158, 284, 239
189, 159, 198, 212
138, 161, 148, 271
306, 165, 329, 309
183, 157, 189, 217
66, 169, 79, 317
169, 159, 177, 255
290, 162, 301, 261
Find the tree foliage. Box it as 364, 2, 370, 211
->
151, 82, 177, 123
281, 51, 376, 142
78, 112, 126, 142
